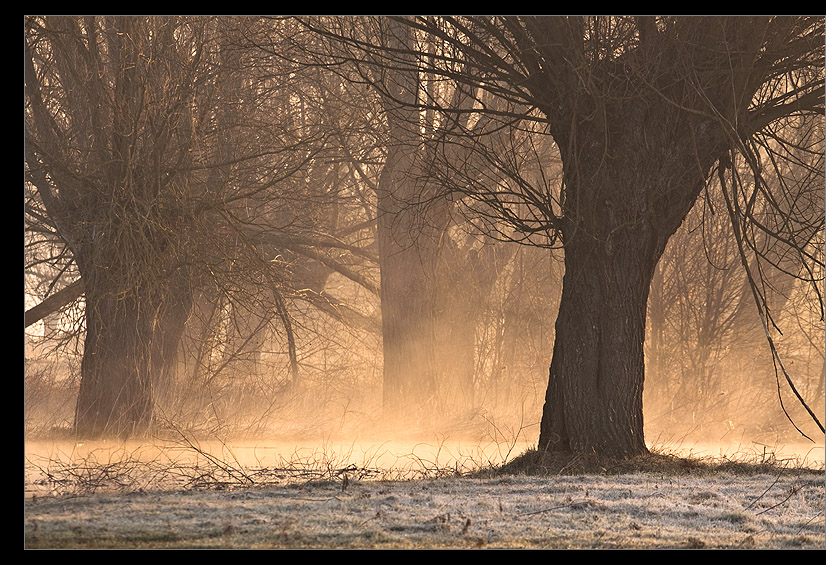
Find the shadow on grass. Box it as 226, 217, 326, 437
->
482, 446, 825, 478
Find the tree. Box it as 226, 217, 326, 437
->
25, 17, 209, 436
162, 17, 388, 432
644, 181, 815, 438
307, 16, 825, 456
24, 16, 330, 437
290, 17, 514, 424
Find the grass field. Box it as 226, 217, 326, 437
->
24, 439, 825, 549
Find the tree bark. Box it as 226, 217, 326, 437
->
540, 229, 660, 456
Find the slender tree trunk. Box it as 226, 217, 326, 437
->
434, 246, 479, 413
434, 240, 512, 413
377, 160, 442, 419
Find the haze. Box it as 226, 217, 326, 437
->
25, 15, 824, 476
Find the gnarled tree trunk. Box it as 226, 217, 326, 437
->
539, 92, 726, 456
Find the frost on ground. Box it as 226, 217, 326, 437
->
24, 452, 825, 549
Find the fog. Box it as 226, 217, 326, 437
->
25, 214, 825, 469
23, 170, 825, 480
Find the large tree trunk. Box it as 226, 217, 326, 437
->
75, 271, 190, 438
538, 89, 726, 456
375, 17, 451, 423
539, 229, 661, 456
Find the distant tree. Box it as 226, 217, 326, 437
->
163, 17, 387, 430
644, 181, 815, 437
289, 16, 519, 424
25, 16, 205, 436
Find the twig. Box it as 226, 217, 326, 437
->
756, 484, 801, 515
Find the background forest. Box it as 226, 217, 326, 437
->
24, 16, 825, 452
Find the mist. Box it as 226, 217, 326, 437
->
24, 15, 825, 549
